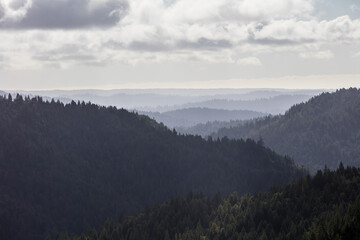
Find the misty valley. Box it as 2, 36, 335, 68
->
1, 0, 360, 239
0, 88, 359, 240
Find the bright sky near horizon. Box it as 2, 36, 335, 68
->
0, 0, 359, 90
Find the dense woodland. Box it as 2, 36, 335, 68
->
52, 165, 360, 240
214, 88, 360, 172
0, 95, 304, 240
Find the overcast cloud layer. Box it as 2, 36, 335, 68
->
0, 0, 359, 89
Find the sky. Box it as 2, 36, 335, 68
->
0, 0, 359, 90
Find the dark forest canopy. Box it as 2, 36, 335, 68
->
0, 94, 304, 240
213, 88, 360, 172
53, 165, 360, 240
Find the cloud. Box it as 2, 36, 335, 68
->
251, 16, 360, 45
177, 38, 232, 50
0, 54, 5, 69
137, 0, 313, 24
0, 0, 32, 23
299, 50, 334, 59
237, 57, 261, 66
30, 40, 113, 68
0, 0, 314, 29
0, 0, 128, 29
0, 0, 359, 70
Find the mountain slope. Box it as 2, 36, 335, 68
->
54, 165, 360, 240
141, 108, 266, 128
214, 88, 360, 172
0, 95, 304, 240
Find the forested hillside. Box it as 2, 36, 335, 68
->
214, 88, 360, 172
0, 95, 304, 240
53, 165, 360, 240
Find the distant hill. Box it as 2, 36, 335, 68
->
15, 89, 324, 113
207, 89, 325, 102
177, 120, 246, 137
67, 93, 204, 109
180, 94, 314, 115
0, 95, 304, 240
214, 88, 360, 172
141, 108, 266, 128
56, 165, 360, 240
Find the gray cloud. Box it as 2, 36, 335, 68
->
107, 37, 232, 52
9, 0, 27, 10
249, 37, 315, 46
0, 0, 128, 29
178, 38, 232, 50
31, 43, 111, 68
33, 44, 94, 62
129, 41, 171, 52
0, 54, 8, 69
129, 38, 232, 52
0, 0, 359, 71
0, 4, 5, 19
33, 54, 96, 62
105, 40, 124, 50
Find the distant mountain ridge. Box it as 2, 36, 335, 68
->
141, 107, 266, 128
0, 95, 304, 240
213, 88, 360, 172
12, 89, 324, 113
180, 94, 314, 115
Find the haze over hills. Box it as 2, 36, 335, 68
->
14, 88, 325, 98
136, 93, 315, 133
11, 89, 324, 114
177, 120, 246, 137
178, 94, 315, 115
213, 88, 360, 172
5, 89, 323, 133
140, 108, 266, 128
0, 95, 304, 240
